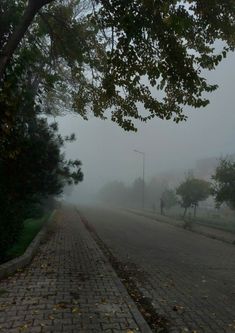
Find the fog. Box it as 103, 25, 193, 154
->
58, 51, 235, 204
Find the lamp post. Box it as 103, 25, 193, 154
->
134, 149, 145, 210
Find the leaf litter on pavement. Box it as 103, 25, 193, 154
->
85, 225, 170, 333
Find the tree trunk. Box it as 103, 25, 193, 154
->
183, 207, 187, 219
193, 204, 197, 218
0, 0, 54, 82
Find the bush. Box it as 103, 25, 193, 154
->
6, 214, 50, 261
0, 203, 24, 262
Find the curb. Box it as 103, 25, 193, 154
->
127, 209, 235, 245
0, 210, 56, 280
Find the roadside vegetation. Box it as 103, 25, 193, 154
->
0, 111, 83, 263
6, 213, 50, 261
1, 1, 235, 262
98, 158, 235, 233
176, 177, 211, 218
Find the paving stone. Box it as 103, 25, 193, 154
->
0, 207, 151, 333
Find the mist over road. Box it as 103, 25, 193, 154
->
80, 205, 235, 333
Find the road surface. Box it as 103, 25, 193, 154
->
80, 205, 235, 333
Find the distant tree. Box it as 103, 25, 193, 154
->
98, 181, 128, 206
147, 177, 168, 208
162, 189, 178, 211
130, 178, 145, 208
212, 159, 235, 210
63, 184, 75, 198
176, 177, 211, 218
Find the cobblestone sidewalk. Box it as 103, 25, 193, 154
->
0, 207, 151, 333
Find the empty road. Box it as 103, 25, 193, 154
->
80, 205, 235, 333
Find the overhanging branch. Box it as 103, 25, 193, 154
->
0, 0, 55, 83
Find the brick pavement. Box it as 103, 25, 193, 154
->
0, 207, 151, 333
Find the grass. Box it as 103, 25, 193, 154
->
195, 216, 235, 233
144, 206, 235, 233
6, 213, 50, 260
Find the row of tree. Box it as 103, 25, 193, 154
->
176, 159, 235, 218
0, 1, 84, 261
98, 158, 235, 219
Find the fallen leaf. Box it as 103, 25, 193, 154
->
0, 304, 8, 310
53, 302, 68, 310
72, 307, 80, 313
48, 315, 55, 320
172, 305, 184, 312
19, 324, 28, 331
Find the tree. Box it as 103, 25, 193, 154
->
1, 1, 235, 130
0, 0, 54, 78
130, 178, 145, 208
0, 116, 83, 262
161, 189, 177, 211
146, 177, 168, 207
98, 181, 129, 206
176, 177, 211, 218
0, 1, 85, 262
212, 159, 235, 210
63, 183, 75, 198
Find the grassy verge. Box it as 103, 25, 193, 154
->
6, 213, 51, 260
143, 208, 235, 233
193, 216, 235, 233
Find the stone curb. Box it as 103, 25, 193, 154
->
105, 263, 153, 333
113, 276, 153, 333
77, 210, 153, 333
0, 210, 56, 280
127, 209, 235, 245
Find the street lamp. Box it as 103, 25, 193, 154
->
134, 149, 145, 210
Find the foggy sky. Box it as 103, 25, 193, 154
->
58, 51, 235, 202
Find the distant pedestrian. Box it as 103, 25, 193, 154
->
160, 198, 165, 215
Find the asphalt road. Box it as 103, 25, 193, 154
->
80, 205, 235, 333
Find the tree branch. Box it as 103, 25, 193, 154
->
0, 0, 55, 83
